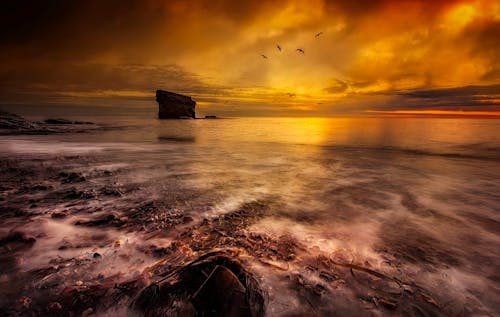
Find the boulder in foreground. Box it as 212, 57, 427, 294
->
156, 90, 196, 119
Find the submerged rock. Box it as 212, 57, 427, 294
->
156, 90, 196, 119
59, 172, 86, 183
0, 231, 36, 246
44, 118, 93, 125
0, 111, 96, 134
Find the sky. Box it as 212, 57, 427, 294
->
1, 0, 499, 117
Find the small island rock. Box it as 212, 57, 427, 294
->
156, 90, 196, 119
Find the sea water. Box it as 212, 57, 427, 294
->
1, 111, 499, 315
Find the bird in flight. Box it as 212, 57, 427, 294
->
296, 48, 305, 54
277, 44, 282, 52
315, 32, 323, 38
261, 54, 268, 59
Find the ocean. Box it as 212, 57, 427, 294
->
1, 111, 499, 316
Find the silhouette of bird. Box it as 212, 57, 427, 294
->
277, 44, 282, 52
296, 48, 305, 54
315, 32, 323, 38
261, 54, 268, 59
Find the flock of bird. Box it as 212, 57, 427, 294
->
261, 32, 323, 59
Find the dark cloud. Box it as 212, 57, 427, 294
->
0, 62, 229, 102
324, 79, 349, 94
0, 0, 272, 61
385, 84, 500, 111
0, 1, 166, 59
464, 19, 500, 81
402, 84, 500, 99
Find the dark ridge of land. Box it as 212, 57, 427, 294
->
0, 111, 99, 135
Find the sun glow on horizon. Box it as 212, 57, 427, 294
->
365, 109, 500, 117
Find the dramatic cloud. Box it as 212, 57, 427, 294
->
1, 0, 499, 116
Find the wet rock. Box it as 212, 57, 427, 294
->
312, 283, 327, 296
51, 211, 68, 219
65, 188, 95, 199
44, 118, 71, 124
156, 90, 196, 119
16, 296, 32, 309
131, 283, 160, 312
0, 111, 39, 131
0, 206, 28, 218
377, 297, 398, 310
131, 252, 266, 317
157, 135, 196, 143
142, 245, 173, 258
30, 184, 49, 190
192, 265, 249, 316
60, 172, 86, 183
47, 301, 63, 311
82, 307, 94, 316
44, 118, 93, 125
0, 231, 36, 246
57, 285, 105, 316
100, 187, 122, 196
58, 240, 73, 250
0, 111, 87, 134
0, 185, 12, 191
65, 189, 82, 199
319, 271, 338, 282
75, 214, 126, 227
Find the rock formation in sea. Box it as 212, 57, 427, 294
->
0, 111, 96, 135
0, 111, 40, 131
156, 90, 196, 119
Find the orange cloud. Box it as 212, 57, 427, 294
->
0, 0, 499, 116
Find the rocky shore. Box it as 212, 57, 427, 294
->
0, 156, 447, 316
0, 112, 495, 316
0, 153, 447, 316
0, 111, 99, 135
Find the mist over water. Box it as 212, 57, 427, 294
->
1, 114, 499, 316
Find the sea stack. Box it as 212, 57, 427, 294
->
156, 90, 196, 119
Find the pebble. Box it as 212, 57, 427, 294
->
48, 302, 62, 310
82, 307, 94, 316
